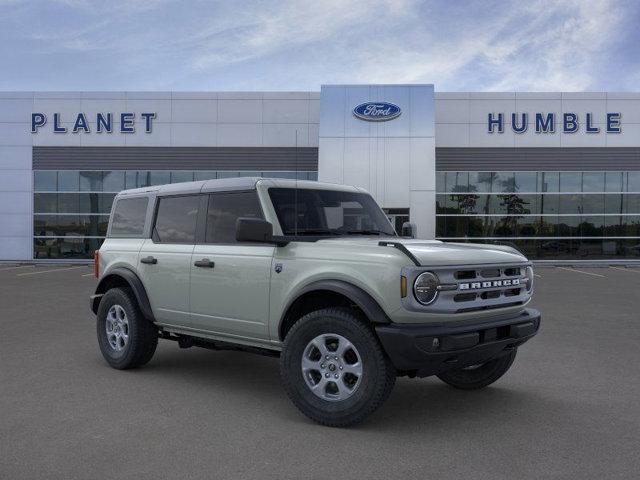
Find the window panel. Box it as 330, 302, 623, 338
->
492, 216, 517, 237
194, 171, 218, 181
436, 172, 445, 193
79, 171, 103, 192
469, 172, 493, 193
78, 193, 100, 214
627, 172, 640, 192
34, 237, 102, 260
467, 217, 484, 237
206, 192, 263, 243
34, 193, 58, 213
154, 195, 199, 243
459, 194, 483, 214
605, 172, 623, 192
618, 239, 640, 257
514, 172, 537, 192
539, 216, 558, 237
623, 194, 640, 214
604, 216, 623, 237
580, 216, 604, 236
149, 171, 170, 186
170, 171, 194, 184
435, 216, 446, 236
575, 239, 603, 258
581, 194, 604, 214
516, 216, 539, 237
559, 194, 581, 214
103, 171, 125, 192
536, 239, 560, 259
493, 172, 515, 192
216, 171, 238, 178
436, 194, 448, 214
57, 171, 79, 192
582, 172, 605, 193
34, 171, 57, 191
446, 172, 468, 193
540, 194, 559, 214
538, 172, 559, 192
558, 216, 581, 237
624, 216, 640, 236
58, 193, 80, 213
111, 197, 149, 237
560, 172, 582, 192
604, 194, 623, 214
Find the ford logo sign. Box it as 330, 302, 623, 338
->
353, 102, 401, 122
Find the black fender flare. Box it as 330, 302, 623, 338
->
280, 279, 390, 339
91, 267, 155, 322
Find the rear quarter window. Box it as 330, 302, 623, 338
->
153, 195, 200, 244
110, 197, 149, 237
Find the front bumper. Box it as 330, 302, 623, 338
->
375, 308, 541, 377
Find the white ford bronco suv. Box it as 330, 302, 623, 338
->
91, 177, 540, 427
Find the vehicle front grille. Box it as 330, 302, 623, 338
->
403, 263, 532, 314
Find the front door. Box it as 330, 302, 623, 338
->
137, 194, 200, 327
189, 191, 274, 340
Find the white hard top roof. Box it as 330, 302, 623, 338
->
116, 177, 363, 197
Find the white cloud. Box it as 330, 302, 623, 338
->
0, 0, 636, 91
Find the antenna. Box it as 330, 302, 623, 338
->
294, 129, 299, 237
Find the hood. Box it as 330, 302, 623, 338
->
317, 237, 528, 266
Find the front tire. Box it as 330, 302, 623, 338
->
280, 308, 396, 427
436, 349, 517, 390
96, 287, 158, 370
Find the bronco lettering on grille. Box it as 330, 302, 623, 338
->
459, 279, 520, 290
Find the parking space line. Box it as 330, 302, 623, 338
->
0, 265, 34, 272
557, 266, 606, 278
609, 266, 640, 274
81, 273, 95, 277
17, 266, 86, 277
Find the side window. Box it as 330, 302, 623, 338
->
206, 192, 263, 243
110, 197, 148, 237
153, 195, 200, 244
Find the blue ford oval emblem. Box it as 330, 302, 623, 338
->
353, 102, 401, 122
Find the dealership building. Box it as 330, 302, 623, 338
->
1, 84, 639, 262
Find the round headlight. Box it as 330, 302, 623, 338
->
525, 266, 534, 292
414, 272, 439, 305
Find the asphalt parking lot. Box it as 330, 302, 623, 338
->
1, 264, 639, 479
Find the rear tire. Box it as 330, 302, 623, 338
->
96, 287, 158, 370
280, 308, 396, 427
436, 349, 517, 390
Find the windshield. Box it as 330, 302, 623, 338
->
268, 188, 396, 237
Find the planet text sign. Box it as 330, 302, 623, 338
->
31, 112, 157, 134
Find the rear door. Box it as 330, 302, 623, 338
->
137, 194, 200, 327
189, 191, 274, 340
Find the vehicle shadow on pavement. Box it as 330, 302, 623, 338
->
110, 343, 560, 431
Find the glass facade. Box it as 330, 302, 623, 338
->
33, 170, 318, 259
436, 171, 640, 259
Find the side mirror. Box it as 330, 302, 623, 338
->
401, 222, 415, 238
236, 218, 274, 243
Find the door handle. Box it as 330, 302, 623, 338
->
194, 258, 215, 268
140, 256, 157, 265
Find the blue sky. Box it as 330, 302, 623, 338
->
0, 0, 638, 91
